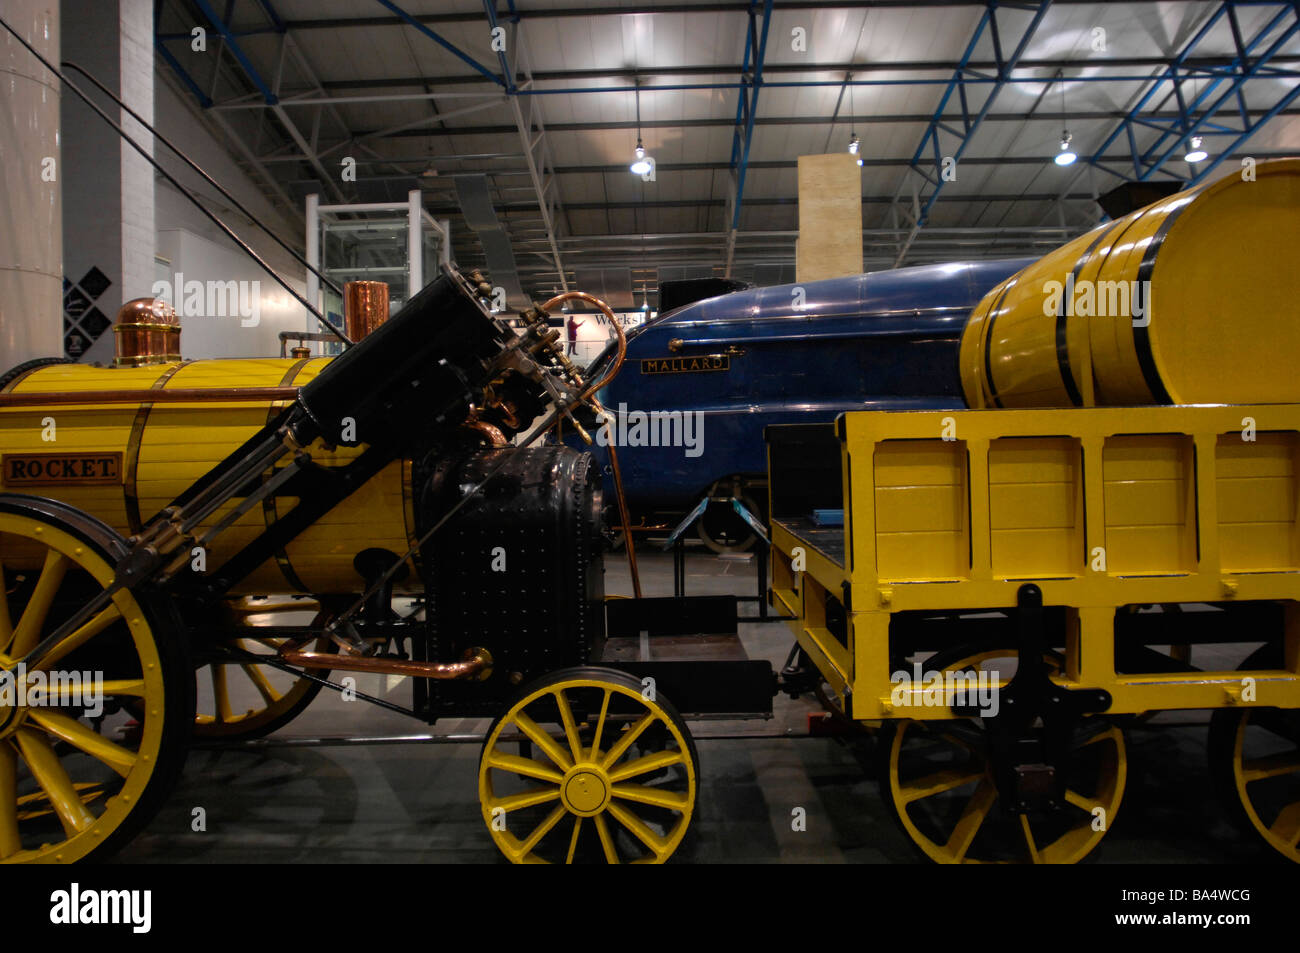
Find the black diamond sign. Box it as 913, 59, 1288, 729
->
80, 306, 110, 340
64, 330, 87, 358
64, 285, 91, 318
79, 266, 111, 300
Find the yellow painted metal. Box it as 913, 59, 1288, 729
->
884, 649, 1126, 864
478, 673, 696, 863
0, 510, 167, 863
959, 158, 1300, 409
769, 404, 1300, 721
0, 359, 418, 594
1220, 709, 1300, 862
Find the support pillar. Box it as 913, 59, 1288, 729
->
0, 1, 63, 366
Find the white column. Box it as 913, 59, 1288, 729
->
305, 192, 319, 328
407, 189, 422, 296
0, 1, 63, 365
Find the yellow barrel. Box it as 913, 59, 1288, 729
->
960, 158, 1300, 408
0, 358, 417, 594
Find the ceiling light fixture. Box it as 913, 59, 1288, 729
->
847, 73, 863, 166
1184, 135, 1207, 163
630, 140, 652, 176
1054, 72, 1077, 166
630, 82, 654, 177
1055, 131, 1077, 166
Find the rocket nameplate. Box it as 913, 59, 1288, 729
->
3, 452, 123, 486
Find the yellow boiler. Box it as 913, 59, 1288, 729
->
959, 158, 1300, 408
0, 357, 417, 594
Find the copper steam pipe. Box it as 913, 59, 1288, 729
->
538, 290, 640, 598
281, 646, 493, 681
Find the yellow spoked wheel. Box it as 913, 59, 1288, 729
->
1209, 646, 1300, 863
194, 602, 335, 740
882, 647, 1126, 864
0, 495, 191, 863
478, 666, 697, 863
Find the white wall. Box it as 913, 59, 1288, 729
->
152, 74, 314, 358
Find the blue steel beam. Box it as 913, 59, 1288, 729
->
191, 0, 279, 103
1140, 4, 1300, 178
375, 0, 505, 88
1084, 2, 1232, 177
1136, 2, 1295, 171
1082, 1, 1300, 183
730, 0, 773, 231
482, 0, 515, 94
1189, 71, 1300, 184
154, 0, 212, 107
909, 1, 1054, 225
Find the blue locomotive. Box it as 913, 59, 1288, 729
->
569, 258, 1034, 550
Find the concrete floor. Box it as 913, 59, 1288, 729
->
118, 548, 1277, 864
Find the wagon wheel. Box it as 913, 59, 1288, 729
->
881, 646, 1126, 864
193, 602, 337, 740
1208, 645, 1300, 863
0, 495, 191, 863
478, 666, 697, 863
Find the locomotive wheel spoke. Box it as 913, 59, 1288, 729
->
944, 778, 997, 862
14, 729, 94, 837
211, 665, 232, 724
194, 623, 334, 740
1241, 750, 1300, 783
483, 750, 563, 784
479, 669, 697, 864
600, 713, 653, 769
588, 689, 611, 760
512, 712, 573, 772
240, 663, 281, 707
1269, 801, 1300, 847
10, 551, 68, 657
1064, 788, 1102, 814
898, 767, 985, 805
516, 803, 566, 858
0, 560, 11, 651
1019, 815, 1042, 864
26, 710, 137, 778
490, 785, 562, 814
610, 782, 689, 812
607, 749, 684, 783
28, 604, 121, 673
565, 816, 583, 863
607, 800, 668, 859
0, 744, 19, 859
593, 813, 619, 864
551, 688, 584, 763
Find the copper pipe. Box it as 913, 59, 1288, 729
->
344, 281, 390, 340
538, 291, 628, 399
601, 416, 642, 598
281, 646, 493, 681
538, 290, 639, 596
463, 418, 508, 447
0, 386, 300, 407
